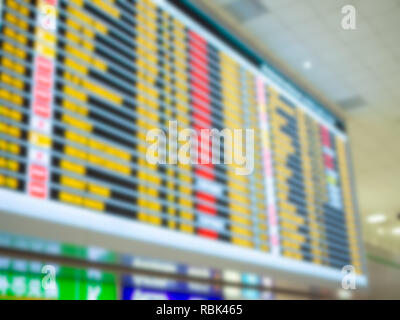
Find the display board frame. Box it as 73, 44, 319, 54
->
0, 0, 367, 288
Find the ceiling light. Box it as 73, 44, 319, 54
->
367, 214, 386, 224
392, 227, 400, 235
303, 60, 312, 70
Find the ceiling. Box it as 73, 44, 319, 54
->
191, 0, 400, 255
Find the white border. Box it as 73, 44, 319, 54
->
0, 189, 367, 287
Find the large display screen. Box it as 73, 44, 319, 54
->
0, 0, 366, 285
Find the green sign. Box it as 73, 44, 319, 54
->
0, 260, 117, 300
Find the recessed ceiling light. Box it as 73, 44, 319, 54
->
303, 60, 312, 70
225, 0, 268, 22
367, 214, 386, 224
392, 227, 400, 235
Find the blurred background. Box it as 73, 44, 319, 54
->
0, 0, 399, 300
190, 0, 400, 299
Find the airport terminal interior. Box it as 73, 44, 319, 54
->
0, 0, 399, 300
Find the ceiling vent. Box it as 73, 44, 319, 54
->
336, 95, 367, 112
224, 0, 268, 22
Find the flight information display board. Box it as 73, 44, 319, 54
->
0, 0, 366, 285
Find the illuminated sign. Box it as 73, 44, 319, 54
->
0, 0, 366, 286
